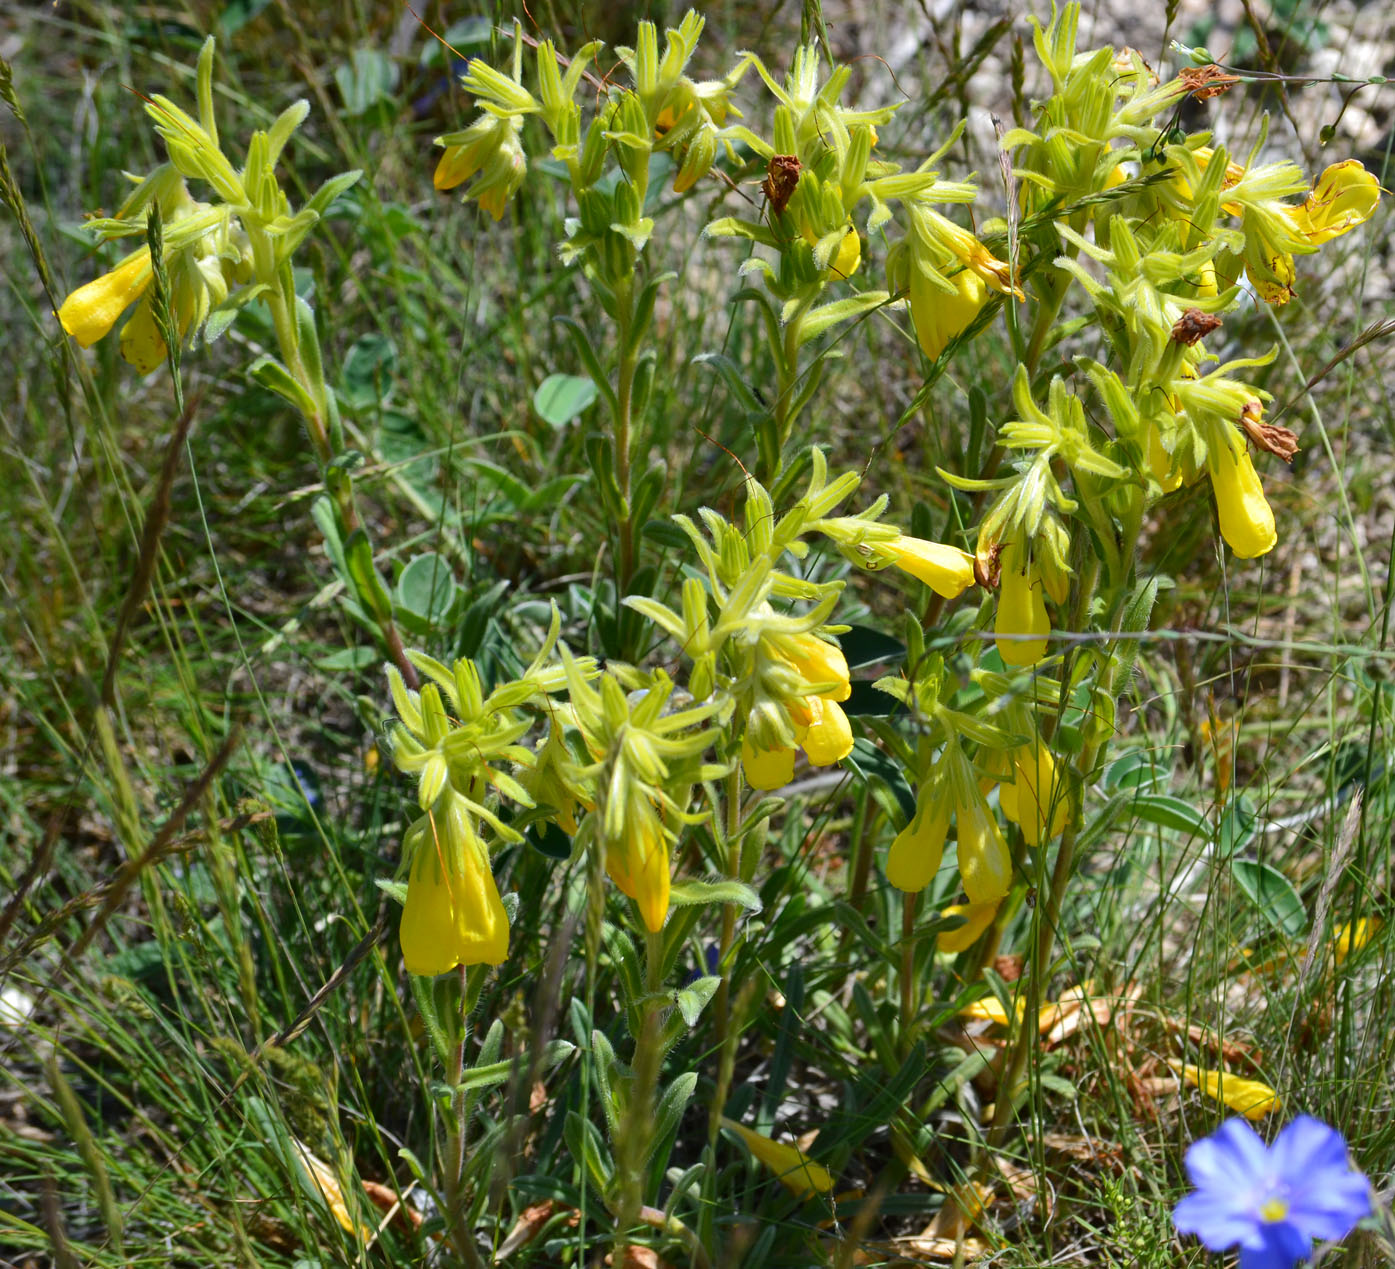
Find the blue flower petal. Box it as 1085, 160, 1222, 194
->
1285, 1170, 1371, 1241
1271, 1115, 1348, 1178
1271, 1116, 1371, 1241
1237, 1219, 1310, 1269
1174, 1190, 1261, 1250
1184, 1118, 1269, 1192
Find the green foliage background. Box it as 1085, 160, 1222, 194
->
2, 1, 1394, 1265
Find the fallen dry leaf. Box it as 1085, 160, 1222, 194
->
496, 1200, 559, 1260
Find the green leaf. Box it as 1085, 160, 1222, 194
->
316, 646, 378, 672
667, 878, 762, 911
374, 879, 407, 904
838, 625, 906, 669
1217, 795, 1258, 859
340, 333, 397, 410
1232, 860, 1307, 938
795, 291, 890, 348
553, 316, 620, 417
305, 170, 363, 219
674, 976, 720, 1028
651, 1072, 698, 1152
396, 553, 460, 631
457, 1040, 575, 1092
533, 373, 599, 427
692, 352, 763, 414
1128, 793, 1210, 839
527, 821, 572, 860
335, 48, 400, 117
564, 1110, 614, 1199
1103, 750, 1168, 792
843, 736, 916, 820
410, 971, 456, 1069
202, 282, 269, 345
248, 355, 316, 418
343, 530, 394, 623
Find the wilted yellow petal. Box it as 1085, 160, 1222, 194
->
959, 995, 1022, 1026
720, 1118, 834, 1199
292, 1140, 369, 1240
1181, 1064, 1281, 1120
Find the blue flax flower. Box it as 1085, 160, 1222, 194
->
1173, 1116, 1370, 1269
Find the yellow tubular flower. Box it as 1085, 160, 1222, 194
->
1004, 744, 1068, 846
956, 793, 1011, 904
885, 534, 976, 598
1208, 439, 1276, 558
720, 1118, 834, 1200
995, 543, 1050, 666
798, 694, 853, 766
938, 899, 999, 953
399, 807, 509, 975
1287, 160, 1380, 245
783, 634, 851, 701
886, 797, 950, 893
58, 248, 153, 348
1181, 1065, 1281, 1121
606, 805, 671, 934
741, 737, 796, 790
909, 261, 988, 361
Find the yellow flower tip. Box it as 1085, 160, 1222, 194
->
1334, 916, 1381, 964
937, 900, 999, 953
433, 146, 473, 191
1292, 160, 1381, 245
1209, 441, 1276, 558
477, 184, 510, 221
886, 802, 949, 893
886, 534, 976, 598
785, 633, 851, 702
831, 224, 861, 279
741, 737, 796, 791
909, 263, 989, 360
800, 696, 853, 767
957, 800, 1011, 904
120, 299, 170, 374
1181, 1064, 1281, 1120
802, 221, 862, 279
1146, 422, 1184, 492
720, 1118, 834, 1200
995, 563, 1050, 666
1004, 745, 1068, 846
608, 816, 671, 933
58, 248, 153, 348
400, 817, 510, 976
